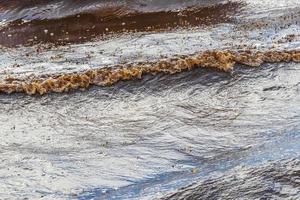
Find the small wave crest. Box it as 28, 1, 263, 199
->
1, 50, 300, 95
0, 0, 223, 22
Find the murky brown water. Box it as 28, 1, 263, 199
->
0, 1, 240, 47
0, 0, 300, 199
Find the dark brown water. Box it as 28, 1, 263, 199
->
0, 0, 240, 47
0, 0, 300, 199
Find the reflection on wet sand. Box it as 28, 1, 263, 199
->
0, 1, 241, 47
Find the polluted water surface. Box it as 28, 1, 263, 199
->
0, 0, 300, 199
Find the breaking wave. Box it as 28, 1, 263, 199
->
1, 50, 300, 95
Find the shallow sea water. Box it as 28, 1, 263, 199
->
0, 0, 299, 199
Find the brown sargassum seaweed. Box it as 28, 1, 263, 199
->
1, 50, 300, 95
